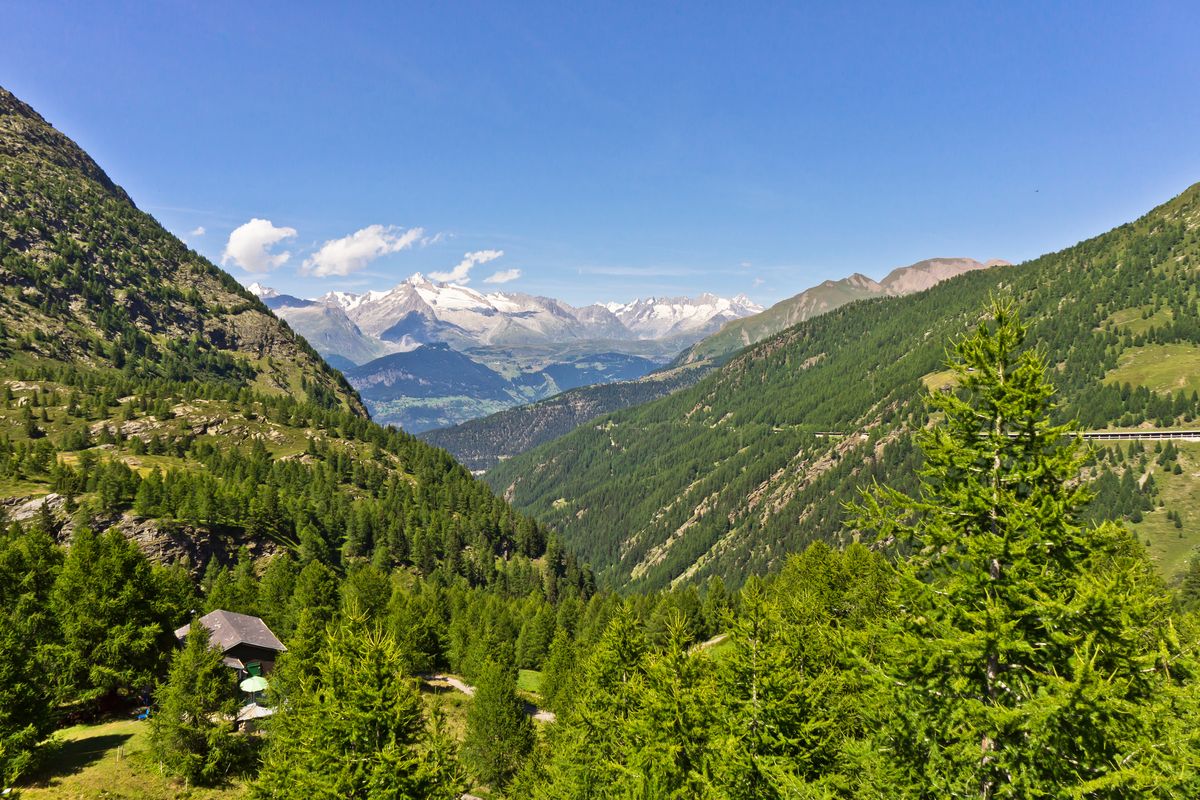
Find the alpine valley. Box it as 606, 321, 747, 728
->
6, 54, 1200, 799
488, 183, 1200, 592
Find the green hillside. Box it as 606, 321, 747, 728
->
0, 84, 551, 580
427, 259, 998, 471
421, 360, 711, 471
489, 181, 1200, 590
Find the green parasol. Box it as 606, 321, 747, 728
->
240, 675, 269, 693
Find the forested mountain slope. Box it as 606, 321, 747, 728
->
0, 85, 555, 582
427, 257, 1001, 470
421, 360, 712, 471
489, 182, 1200, 590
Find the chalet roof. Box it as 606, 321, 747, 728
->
174, 609, 287, 654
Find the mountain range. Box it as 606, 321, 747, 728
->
253, 276, 763, 358
250, 276, 763, 430
424, 256, 1006, 468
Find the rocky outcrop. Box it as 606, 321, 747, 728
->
2, 493, 281, 575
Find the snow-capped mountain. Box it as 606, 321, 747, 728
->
602, 293, 764, 340
246, 281, 278, 299
288, 273, 760, 352
246, 273, 764, 431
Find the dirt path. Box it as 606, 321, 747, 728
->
423, 673, 556, 723
691, 632, 729, 653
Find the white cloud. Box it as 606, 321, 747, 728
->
429, 249, 504, 284
483, 268, 522, 284
190, 226, 206, 237
222, 218, 297, 273
752, 277, 765, 287
303, 224, 424, 278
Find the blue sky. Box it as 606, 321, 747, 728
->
3, 1, 1200, 306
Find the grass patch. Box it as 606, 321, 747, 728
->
1129, 441, 1200, 584
1105, 343, 1200, 396
702, 634, 736, 662
0, 476, 48, 500
18, 718, 248, 799
1104, 305, 1173, 336
419, 682, 472, 742
920, 369, 957, 393
517, 669, 543, 695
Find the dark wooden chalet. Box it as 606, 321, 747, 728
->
174, 609, 287, 678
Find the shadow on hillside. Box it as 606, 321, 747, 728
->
26, 732, 134, 786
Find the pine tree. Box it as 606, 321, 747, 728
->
151, 624, 242, 786
538, 627, 576, 714
253, 615, 463, 799
49, 526, 173, 704
463, 656, 534, 790
853, 300, 1199, 797
0, 523, 61, 784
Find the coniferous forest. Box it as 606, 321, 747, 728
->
6, 18, 1200, 799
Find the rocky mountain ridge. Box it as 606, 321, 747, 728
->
678, 257, 1007, 364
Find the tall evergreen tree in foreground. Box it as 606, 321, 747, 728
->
853, 299, 1200, 797
151, 623, 242, 786
252, 614, 463, 799
0, 522, 61, 784
49, 526, 176, 705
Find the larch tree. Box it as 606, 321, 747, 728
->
49, 526, 174, 705
252, 614, 463, 800
151, 623, 243, 786
462, 655, 535, 790
0, 522, 61, 784
853, 299, 1200, 798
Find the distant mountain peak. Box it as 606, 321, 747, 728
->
878, 257, 1003, 295
246, 281, 278, 299
678, 257, 1004, 365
